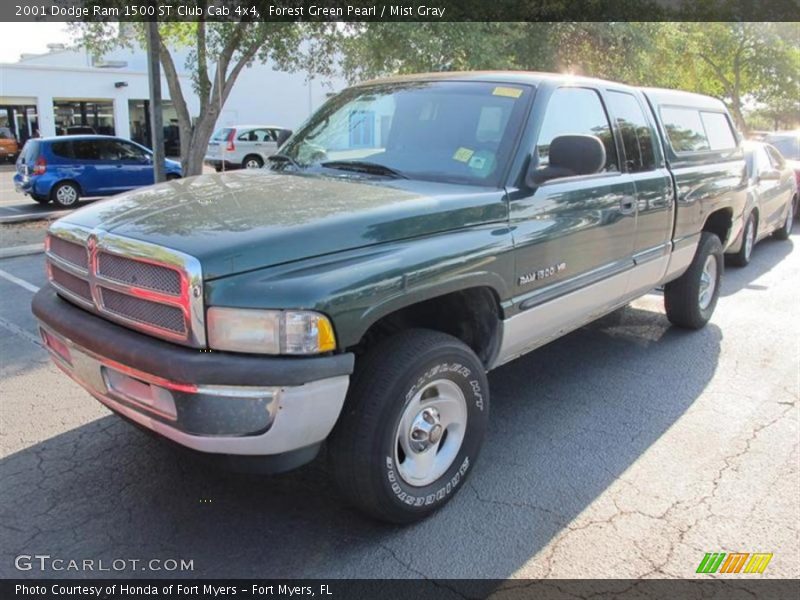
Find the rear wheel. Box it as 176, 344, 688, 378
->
242, 155, 263, 169
728, 212, 756, 267
664, 232, 723, 329
329, 329, 489, 523
773, 200, 794, 240
51, 182, 80, 208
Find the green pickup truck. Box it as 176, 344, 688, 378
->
34, 72, 775, 523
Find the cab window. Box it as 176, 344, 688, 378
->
661, 107, 710, 153
536, 87, 618, 172
700, 112, 736, 151
606, 91, 657, 172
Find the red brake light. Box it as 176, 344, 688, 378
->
33, 156, 46, 175
226, 129, 236, 152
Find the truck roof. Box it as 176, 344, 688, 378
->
355, 70, 728, 112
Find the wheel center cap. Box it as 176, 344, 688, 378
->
408, 407, 442, 452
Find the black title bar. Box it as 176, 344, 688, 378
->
3, 0, 800, 22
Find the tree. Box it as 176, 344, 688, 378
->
334, 22, 798, 133
666, 22, 799, 133
74, 13, 305, 175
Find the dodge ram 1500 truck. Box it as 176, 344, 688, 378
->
33, 72, 761, 523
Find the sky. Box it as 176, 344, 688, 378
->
0, 22, 73, 63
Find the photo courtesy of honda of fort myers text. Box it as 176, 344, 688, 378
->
0, 0, 799, 599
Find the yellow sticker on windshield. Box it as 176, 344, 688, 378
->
453, 147, 475, 162
493, 86, 523, 99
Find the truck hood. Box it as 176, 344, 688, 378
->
60, 170, 507, 279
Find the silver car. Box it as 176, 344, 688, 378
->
204, 125, 292, 171
726, 141, 797, 266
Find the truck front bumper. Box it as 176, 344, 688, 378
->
32, 287, 353, 469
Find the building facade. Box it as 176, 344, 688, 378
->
0, 42, 345, 155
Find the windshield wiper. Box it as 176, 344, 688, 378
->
321, 160, 407, 179
267, 153, 302, 169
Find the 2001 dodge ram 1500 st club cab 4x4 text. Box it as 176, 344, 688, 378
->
34, 72, 773, 523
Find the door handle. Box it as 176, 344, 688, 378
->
620, 196, 636, 214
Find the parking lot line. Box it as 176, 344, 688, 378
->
0, 267, 40, 293
0, 314, 42, 347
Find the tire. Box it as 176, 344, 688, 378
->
166, 173, 181, 181
214, 165, 223, 173
329, 329, 489, 524
50, 181, 80, 208
773, 200, 794, 240
31, 195, 50, 205
664, 232, 723, 330
728, 212, 756, 267
242, 155, 264, 169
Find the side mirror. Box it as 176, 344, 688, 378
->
759, 169, 780, 181
527, 134, 606, 186
276, 129, 293, 148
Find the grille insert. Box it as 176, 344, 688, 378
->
49, 235, 88, 269
51, 264, 92, 302
100, 288, 186, 334
97, 252, 182, 295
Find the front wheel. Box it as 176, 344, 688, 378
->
51, 182, 80, 208
329, 329, 489, 523
773, 200, 794, 240
664, 232, 723, 330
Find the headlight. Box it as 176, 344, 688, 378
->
206, 308, 336, 355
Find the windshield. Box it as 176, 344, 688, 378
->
765, 135, 800, 160
278, 80, 532, 186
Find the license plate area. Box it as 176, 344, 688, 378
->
102, 367, 178, 420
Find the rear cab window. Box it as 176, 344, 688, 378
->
660, 106, 737, 154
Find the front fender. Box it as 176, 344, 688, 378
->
204, 224, 515, 349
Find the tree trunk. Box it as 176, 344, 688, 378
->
185, 109, 219, 175
729, 96, 747, 135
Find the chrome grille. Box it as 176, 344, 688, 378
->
100, 289, 186, 334
97, 252, 182, 295
50, 264, 92, 302
44, 224, 205, 347
49, 235, 88, 269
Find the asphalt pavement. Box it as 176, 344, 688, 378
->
0, 231, 798, 580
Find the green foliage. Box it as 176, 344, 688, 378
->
334, 22, 799, 132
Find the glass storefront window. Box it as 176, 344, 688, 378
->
53, 99, 115, 136
129, 99, 181, 156
0, 105, 39, 143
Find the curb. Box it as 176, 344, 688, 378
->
0, 211, 67, 224
0, 243, 44, 259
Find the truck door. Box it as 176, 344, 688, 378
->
509, 86, 637, 319
604, 90, 674, 292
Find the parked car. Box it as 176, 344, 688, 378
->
14, 135, 182, 208
204, 125, 292, 171
64, 126, 97, 135
763, 131, 800, 218
35, 72, 749, 523
726, 141, 796, 266
0, 126, 20, 162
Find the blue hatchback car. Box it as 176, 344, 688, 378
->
14, 135, 182, 208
